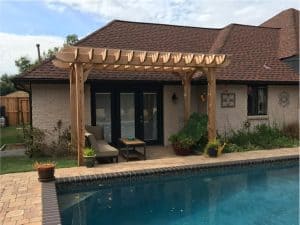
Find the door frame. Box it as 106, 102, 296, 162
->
90, 82, 163, 145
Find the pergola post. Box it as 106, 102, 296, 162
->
74, 63, 85, 166
206, 68, 217, 141
181, 72, 194, 123
69, 67, 76, 154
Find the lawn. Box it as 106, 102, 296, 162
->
0, 126, 25, 145
0, 156, 77, 174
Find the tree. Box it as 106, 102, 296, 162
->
14, 34, 78, 74
65, 34, 78, 46
0, 74, 16, 96
14, 56, 36, 73
42, 47, 60, 59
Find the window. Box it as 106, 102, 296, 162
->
247, 86, 267, 116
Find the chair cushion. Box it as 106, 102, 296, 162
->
96, 148, 119, 157
85, 125, 104, 140
96, 140, 119, 157
85, 133, 98, 151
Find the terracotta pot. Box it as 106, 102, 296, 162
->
37, 165, 55, 182
172, 143, 192, 156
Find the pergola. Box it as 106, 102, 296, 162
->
53, 46, 230, 165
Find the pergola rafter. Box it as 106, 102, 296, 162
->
53, 46, 230, 166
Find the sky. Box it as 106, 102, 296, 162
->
0, 0, 299, 75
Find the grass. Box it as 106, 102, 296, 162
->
0, 126, 25, 145
0, 156, 77, 174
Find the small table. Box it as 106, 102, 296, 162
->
119, 138, 146, 161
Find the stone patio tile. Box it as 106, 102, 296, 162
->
0, 147, 298, 225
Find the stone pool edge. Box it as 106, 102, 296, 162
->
42, 154, 299, 225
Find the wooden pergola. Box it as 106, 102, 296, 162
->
53, 46, 230, 165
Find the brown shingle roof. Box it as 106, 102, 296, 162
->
16, 9, 299, 83
261, 8, 299, 59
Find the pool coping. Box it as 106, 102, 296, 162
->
43, 154, 299, 225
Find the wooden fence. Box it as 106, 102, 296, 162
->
0, 96, 30, 126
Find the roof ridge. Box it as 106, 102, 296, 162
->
111, 19, 221, 30
209, 25, 234, 53
292, 8, 299, 51
229, 23, 280, 29
75, 20, 117, 46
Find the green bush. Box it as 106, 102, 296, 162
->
169, 113, 208, 152
223, 124, 299, 152
169, 133, 195, 149
23, 126, 47, 157
83, 147, 95, 157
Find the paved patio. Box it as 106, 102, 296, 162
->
0, 147, 298, 225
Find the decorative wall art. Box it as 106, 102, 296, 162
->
221, 93, 235, 108
278, 91, 289, 107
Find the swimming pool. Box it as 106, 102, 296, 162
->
57, 160, 299, 225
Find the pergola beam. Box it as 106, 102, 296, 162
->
55, 46, 229, 68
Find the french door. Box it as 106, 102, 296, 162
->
92, 85, 163, 145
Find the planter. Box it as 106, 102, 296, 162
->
208, 147, 218, 157
37, 165, 55, 182
172, 143, 192, 156
84, 155, 96, 168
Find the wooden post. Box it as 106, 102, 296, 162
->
74, 63, 85, 166
182, 73, 193, 124
207, 68, 216, 141
69, 67, 77, 154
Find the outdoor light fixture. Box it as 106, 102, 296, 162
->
172, 93, 178, 104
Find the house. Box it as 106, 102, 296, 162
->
14, 8, 299, 146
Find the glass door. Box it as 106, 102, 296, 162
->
143, 92, 158, 142
120, 93, 135, 139
95, 93, 112, 142
92, 85, 162, 145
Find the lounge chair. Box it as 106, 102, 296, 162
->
85, 125, 119, 163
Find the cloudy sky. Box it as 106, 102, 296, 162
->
0, 0, 299, 75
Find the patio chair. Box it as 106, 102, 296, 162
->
85, 125, 119, 163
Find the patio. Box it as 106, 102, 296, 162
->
0, 147, 298, 225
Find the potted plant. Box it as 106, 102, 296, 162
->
33, 161, 56, 182
205, 139, 226, 157
169, 134, 194, 156
83, 147, 96, 167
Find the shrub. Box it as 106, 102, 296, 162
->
282, 123, 299, 139
223, 123, 298, 152
23, 126, 47, 157
47, 120, 72, 157
180, 113, 208, 144
83, 147, 95, 157
169, 133, 195, 149
169, 113, 208, 152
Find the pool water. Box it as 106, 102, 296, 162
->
57, 161, 299, 225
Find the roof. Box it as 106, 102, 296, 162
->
261, 8, 299, 59
16, 9, 299, 83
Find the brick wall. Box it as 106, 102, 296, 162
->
31, 84, 91, 142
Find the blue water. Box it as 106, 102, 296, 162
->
57, 162, 299, 225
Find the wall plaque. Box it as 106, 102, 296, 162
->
279, 91, 289, 107
221, 93, 235, 108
